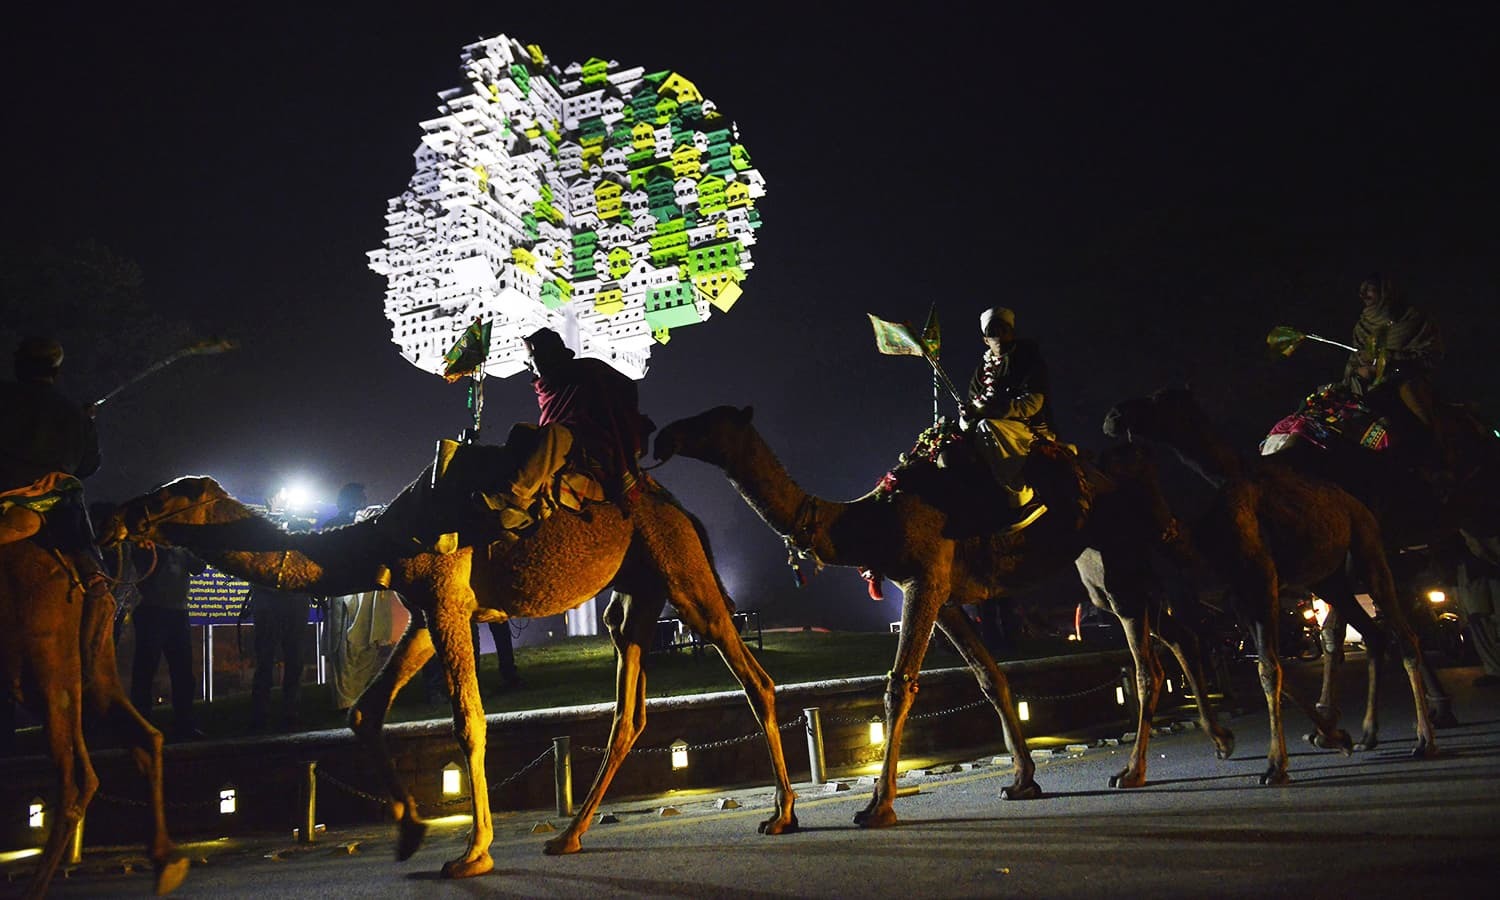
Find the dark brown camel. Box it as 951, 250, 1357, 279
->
1104, 388, 1438, 782
100, 473, 796, 876
0, 539, 188, 898
652, 405, 1234, 824
1264, 393, 1500, 734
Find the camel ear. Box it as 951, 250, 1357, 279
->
737, 406, 754, 423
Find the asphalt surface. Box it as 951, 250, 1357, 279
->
16, 655, 1500, 898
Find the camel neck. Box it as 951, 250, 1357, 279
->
721, 427, 852, 567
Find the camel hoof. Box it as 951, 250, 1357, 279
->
1212, 729, 1235, 760
758, 813, 799, 835
1259, 767, 1292, 786
542, 834, 582, 856
441, 852, 494, 878
1306, 729, 1354, 755
1410, 741, 1440, 760
1001, 781, 1043, 801
396, 816, 429, 862
1109, 769, 1144, 789
853, 805, 898, 829
153, 855, 190, 896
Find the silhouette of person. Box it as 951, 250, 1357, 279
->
246, 583, 312, 732
130, 544, 207, 741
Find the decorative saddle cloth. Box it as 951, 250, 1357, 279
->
1262, 383, 1392, 456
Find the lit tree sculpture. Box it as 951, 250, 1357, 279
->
369, 34, 767, 381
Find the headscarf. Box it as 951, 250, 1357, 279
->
1346, 275, 1444, 382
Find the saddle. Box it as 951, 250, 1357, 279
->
0, 473, 84, 547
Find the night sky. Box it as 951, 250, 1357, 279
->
4, 5, 1496, 629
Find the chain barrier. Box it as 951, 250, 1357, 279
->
95, 791, 218, 812
577, 713, 807, 757
819, 673, 1124, 726
317, 769, 387, 806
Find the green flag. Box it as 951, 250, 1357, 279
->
921, 306, 940, 358
443, 318, 491, 382
868, 314, 927, 357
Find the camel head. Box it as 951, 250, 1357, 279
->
1102, 387, 1201, 445
97, 475, 236, 549
653, 405, 755, 466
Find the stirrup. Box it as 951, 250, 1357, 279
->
1004, 502, 1048, 534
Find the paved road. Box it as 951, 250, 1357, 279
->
24, 657, 1500, 898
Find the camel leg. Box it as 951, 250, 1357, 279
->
427, 594, 494, 879
1109, 602, 1163, 788
27, 677, 95, 900
1333, 598, 1386, 751
348, 616, 435, 862
855, 580, 951, 829
671, 591, 800, 836
1353, 527, 1438, 759
79, 582, 188, 896
1315, 601, 1346, 723
934, 605, 1040, 799
1153, 612, 1235, 760
544, 592, 658, 855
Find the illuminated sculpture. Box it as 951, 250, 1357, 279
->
369, 34, 766, 380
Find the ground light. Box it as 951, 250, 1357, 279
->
671, 739, 689, 770
443, 762, 463, 796
1116, 686, 1126, 705
219, 786, 237, 815
28, 798, 43, 830
868, 717, 884, 745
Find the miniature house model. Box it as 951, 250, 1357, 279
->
369, 34, 767, 380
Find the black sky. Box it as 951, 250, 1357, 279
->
3, 4, 1496, 628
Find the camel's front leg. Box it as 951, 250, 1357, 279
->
348, 616, 435, 862
429, 602, 494, 878
28, 679, 96, 900
1110, 605, 1162, 789
935, 605, 1039, 799
545, 592, 652, 855
856, 580, 946, 829
677, 591, 801, 835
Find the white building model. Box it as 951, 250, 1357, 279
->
369, 34, 767, 380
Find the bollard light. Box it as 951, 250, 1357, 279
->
1018, 701, 1030, 722
670, 739, 690, 770
1166, 679, 1174, 694
28, 798, 44, 830
1116, 686, 1126, 706
868, 717, 885, 745
219, 786, 237, 815
442, 762, 463, 797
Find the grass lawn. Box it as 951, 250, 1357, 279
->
8, 628, 1114, 754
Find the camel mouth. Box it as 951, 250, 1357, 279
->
651, 431, 678, 464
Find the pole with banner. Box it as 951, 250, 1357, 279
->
442, 318, 492, 443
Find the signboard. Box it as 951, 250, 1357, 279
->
186, 567, 251, 625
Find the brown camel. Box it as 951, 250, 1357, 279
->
1104, 388, 1439, 782
1263, 392, 1500, 734
0, 539, 188, 898
652, 405, 1234, 824
100, 472, 796, 876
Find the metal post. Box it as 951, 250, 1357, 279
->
552, 737, 572, 817
68, 813, 84, 864
803, 707, 826, 785
300, 761, 317, 843
202, 625, 215, 703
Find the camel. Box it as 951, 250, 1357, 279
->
0, 539, 188, 898
100, 471, 797, 876
1104, 388, 1438, 782
1263, 389, 1500, 731
651, 405, 1234, 824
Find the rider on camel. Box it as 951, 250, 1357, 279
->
963, 306, 1051, 531
1342, 274, 1446, 470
